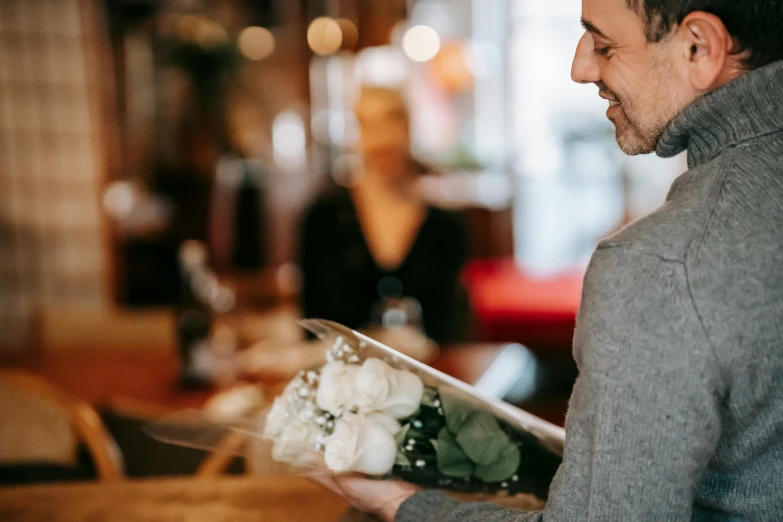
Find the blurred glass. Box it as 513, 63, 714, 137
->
369, 296, 424, 332
365, 296, 439, 363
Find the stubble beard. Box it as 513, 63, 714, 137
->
611, 102, 667, 156
609, 56, 681, 156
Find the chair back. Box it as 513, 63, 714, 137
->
0, 371, 124, 481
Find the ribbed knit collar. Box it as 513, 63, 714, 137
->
657, 60, 783, 168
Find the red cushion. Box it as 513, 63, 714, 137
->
462, 259, 584, 351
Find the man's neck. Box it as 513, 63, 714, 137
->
709, 58, 748, 91
657, 60, 783, 168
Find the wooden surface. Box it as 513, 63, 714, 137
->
16, 352, 211, 410
2, 344, 505, 410
0, 475, 549, 522
0, 475, 349, 522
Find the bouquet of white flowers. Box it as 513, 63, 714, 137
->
148, 320, 564, 499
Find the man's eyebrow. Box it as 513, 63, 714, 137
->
580, 17, 609, 39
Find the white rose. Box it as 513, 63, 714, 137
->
355, 358, 424, 419
323, 413, 397, 476
263, 373, 314, 439
272, 421, 322, 468
366, 412, 402, 435
316, 362, 359, 415
262, 396, 289, 439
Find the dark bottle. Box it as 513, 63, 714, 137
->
176, 240, 214, 390
232, 163, 266, 270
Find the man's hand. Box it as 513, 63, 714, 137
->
310, 472, 421, 522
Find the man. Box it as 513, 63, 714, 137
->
313, 0, 783, 520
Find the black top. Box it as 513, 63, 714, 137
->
298, 186, 470, 344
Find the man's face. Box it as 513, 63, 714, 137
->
572, 0, 693, 155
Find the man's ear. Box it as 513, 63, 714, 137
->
676, 12, 732, 91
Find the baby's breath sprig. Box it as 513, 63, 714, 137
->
325, 335, 361, 364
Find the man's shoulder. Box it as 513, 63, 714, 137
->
685, 143, 783, 332
599, 154, 730, 261
598, 192, 709, 265
601, 142, 782, 264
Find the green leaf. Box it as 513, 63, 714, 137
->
474, 444, 521, 482
429, 439, 439, 453
440, 392, 473, 434
436, 428, 474, 478
455, 411, 512, 466
394, 424, 410, 446
395, 451, 412, 468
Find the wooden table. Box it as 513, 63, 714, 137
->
0, 475, 349, 521
17, 352, 212, 410
2, 344, 507, 411
2, 337, 575, 427
0, 474, 551, 522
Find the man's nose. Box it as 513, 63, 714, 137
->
571, 32, 601, 84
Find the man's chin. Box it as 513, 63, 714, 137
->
616, 132, 657, 155
612, 117, 657, 155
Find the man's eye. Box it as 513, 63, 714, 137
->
593, 46, 611, 57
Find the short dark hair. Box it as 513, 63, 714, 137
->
627, 0, 783, 69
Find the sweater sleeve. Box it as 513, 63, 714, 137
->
397, 246, 724, 522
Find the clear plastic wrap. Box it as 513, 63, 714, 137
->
147, 320, 565, 499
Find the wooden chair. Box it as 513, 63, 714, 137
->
104, 396, 248, 478
197, 429, 288, 478
196, 431, 249, 477
0, 370, 124, 481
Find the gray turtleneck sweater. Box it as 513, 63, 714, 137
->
397, 61, 783, 521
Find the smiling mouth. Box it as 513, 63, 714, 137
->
598, 90, 620, 107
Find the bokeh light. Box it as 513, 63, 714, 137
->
238, 26, 275, 61
355, 46, 409, 88
402, 25, 441, 63
336, 18, 359, 50
307, 17, 343, 56
430, 41, 473, 92
102, 181, 135, 219
273, 110, 307, 168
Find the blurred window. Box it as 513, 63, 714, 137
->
508, 0, 684, 275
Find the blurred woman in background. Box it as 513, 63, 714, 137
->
299, 86, 470, 347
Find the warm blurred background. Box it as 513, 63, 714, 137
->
0, 0, 684, 510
